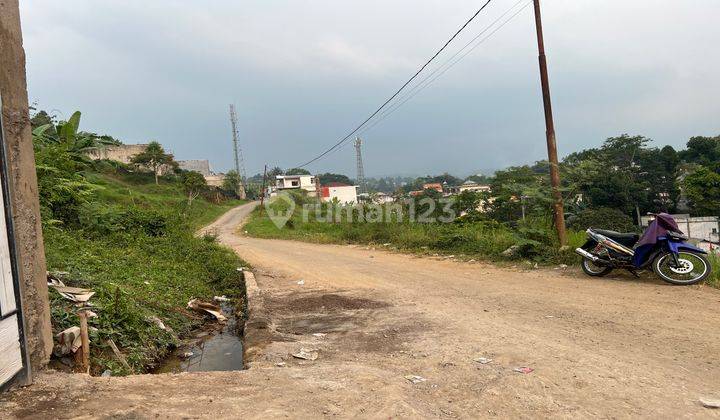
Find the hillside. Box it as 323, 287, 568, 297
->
42, 165, 248, 374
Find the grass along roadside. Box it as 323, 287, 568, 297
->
245, 194, 720, 287
45, 170, 249, 375
244, 194, 586, 266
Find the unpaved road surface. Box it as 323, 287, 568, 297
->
3, 202, 720, 419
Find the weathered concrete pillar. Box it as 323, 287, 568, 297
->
0, 1, 53, 373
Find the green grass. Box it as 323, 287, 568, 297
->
244, 196, 585, 266
86, 172, 244, 229
45, 170, 248, 375
708, 253, 720, 288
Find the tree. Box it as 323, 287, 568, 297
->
222, 170, 243, 196
318, 173, 352, 185
32, 110, 119, 161
684, 166, 720, 216
182, 171, 207, 207
286, 168, 311, 175
455, 190, 481, 215
268, 167, 284, 178
130, 141, 176, 185
679, 136, 720, 169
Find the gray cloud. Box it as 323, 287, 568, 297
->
20, 0, 720, 177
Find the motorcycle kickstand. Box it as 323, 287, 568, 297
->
626, 269, 640, 278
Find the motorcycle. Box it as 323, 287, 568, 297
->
575, 213, 712, 285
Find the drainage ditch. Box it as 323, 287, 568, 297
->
154, 303, 244, 373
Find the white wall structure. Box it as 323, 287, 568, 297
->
321, 185, 358, 205
276, 175, 317, 193
641, 214, 720, 242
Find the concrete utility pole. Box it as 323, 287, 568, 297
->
228, 104, 247, 199
1, 0, 53, 382
532, 0, 567, 246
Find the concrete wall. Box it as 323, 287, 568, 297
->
0, 0, 53, 374
178, 160, 211, 177
322, 186, 358, 204
205, 174, 225, 187
87, 144, 148, 164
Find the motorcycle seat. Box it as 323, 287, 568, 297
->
594, 229, 640, 246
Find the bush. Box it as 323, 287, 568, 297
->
79, 204, 168, 236
567, 207, 637, 232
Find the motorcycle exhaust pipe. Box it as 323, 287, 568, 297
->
575, 248, 611, 265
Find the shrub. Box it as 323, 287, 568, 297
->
567, 207, 637, 232
79, 204, 168, 236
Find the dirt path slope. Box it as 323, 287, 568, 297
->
2, 202, 720, 418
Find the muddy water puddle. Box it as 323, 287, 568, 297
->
155, 303, 244, 373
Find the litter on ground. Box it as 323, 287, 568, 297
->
187, 299, 227, 322
404, 375, 427, 384
514, 367, 534, 374
474, 357, 493, 364
700, 398, 720, 409
292, 349, 318, 361
47, 276, 95, 304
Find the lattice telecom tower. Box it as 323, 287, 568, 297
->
354, 136, 366, 194
228, 104, 247, 199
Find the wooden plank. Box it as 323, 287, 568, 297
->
0, 173, 15, 316
0, 315, 22, 386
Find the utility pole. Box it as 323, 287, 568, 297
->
228, 104, 247, 199
260, 164, 268, 206
532, 0, 567, 246
354, 137, 366, 195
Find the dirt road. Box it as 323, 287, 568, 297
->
3, 202, 720, 418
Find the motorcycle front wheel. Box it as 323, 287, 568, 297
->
652, 251, 711, 285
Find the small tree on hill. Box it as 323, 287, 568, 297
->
182, 171, 207, 207
131, 141, 176, 184
222, 170, 243, 197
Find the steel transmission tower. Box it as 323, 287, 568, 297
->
228, 104, 247, 199
354, 137, 366, 194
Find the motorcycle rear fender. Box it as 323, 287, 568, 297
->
580, 239, 598, 251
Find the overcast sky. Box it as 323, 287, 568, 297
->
19, 1, 720, 177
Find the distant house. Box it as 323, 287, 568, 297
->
275, 174, 317, 194
451, 180, 491, 194
410, 183, 444, 196
372, 192, 395, 204
320, 183, 358, 204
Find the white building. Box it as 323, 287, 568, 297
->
275, 175, 317, 194
641, 214, 719, 243
450, 180, 491, 194
320, 183, 358, 205
372, 192, 395, 204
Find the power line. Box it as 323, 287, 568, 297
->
294, 0, 495, 168
356, 1, 532, 137
321, 0, 530, 160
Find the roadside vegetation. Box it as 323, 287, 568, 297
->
246, 191, 586, 265
246, 133, 720, 286
32, 109, 247, 374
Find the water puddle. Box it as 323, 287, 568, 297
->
155, 303, 244, 373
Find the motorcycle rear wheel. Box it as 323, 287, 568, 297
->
652, 251, 711, 285
581, 258, 613, 277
